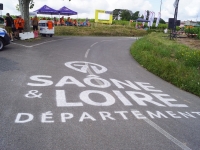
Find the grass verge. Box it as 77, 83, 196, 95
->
54, 25, 147, 37
130, 32, 200, 97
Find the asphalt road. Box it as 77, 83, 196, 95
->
0, 36, 200, 150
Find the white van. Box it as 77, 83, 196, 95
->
38, 20, 54, 37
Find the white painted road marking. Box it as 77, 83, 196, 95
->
11, 37, 71, 48
101, 40, 113, 42
86, 67, 104, 85
90, 42, 98, 47
11, 42, 32, 48
65, 61, 107, 74
144, 118, 192, 150
85, 49, 90, 58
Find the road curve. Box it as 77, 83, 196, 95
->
0, 36, 199, 150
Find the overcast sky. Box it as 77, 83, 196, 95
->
1, 0, 200, 22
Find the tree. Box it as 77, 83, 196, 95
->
16, 0, 34, 11
18, 0, 32, 31
18, 0, 71, 31
120, 10, 131, 21
113, 9, 121, 20
159, 18, 166, 24
131, 11, 139, 20
152, 18, 166, 24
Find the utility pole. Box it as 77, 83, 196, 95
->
160, 0, 162, 16
173, 0, 180, 34
159, 0, 162, 24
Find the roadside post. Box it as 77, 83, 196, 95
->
171, 0, 180, 39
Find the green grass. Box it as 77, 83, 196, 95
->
130, 33, 200, 97
54, 25, 147, 37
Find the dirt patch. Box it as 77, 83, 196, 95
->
177, 37, 200, 50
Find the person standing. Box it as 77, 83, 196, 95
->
14, 16, 20, 39
47, 18, 53, 29
53, 17, 57, 26
17, 15, 25, 33
32, 16, 39, 38
66, 17, 70, 26
32, 16, 38, 30
73, 19, 77, 26
4, 13, 14, 41
60, 16, 65, 26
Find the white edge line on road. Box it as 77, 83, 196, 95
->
121, 37, 142, 40
11, 37, 71, 48
85, 49, 90, 58
118, 39, 129, 40
100, 40, 113, 42
28, 37, 71, 47
11, 42, 32, 48
90, 42, 98, 47
144, 118, 192, 150
183, 99, 191, 104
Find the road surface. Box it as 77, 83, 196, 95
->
0, 36, 200, 150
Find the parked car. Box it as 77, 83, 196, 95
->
0, 27, 10, 51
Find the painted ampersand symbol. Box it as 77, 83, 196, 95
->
25, 90, 42, 98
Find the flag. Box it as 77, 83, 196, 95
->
156, 12, 161, 27
173, 0, 178, 8
148, 11, 152, 27
143, 10, 147, 26
150, 12, 155, 26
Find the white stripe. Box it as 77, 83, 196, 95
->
101, 40, 113, 42
85, 63, 104, 85
85, 49, 90, 58
29, 38, 71, 47
90, 42, 98, 47
11, 38, 71, 48
11, 42, 32, 48
87, 67, 94, 75
144, 118, 192, 150
125, 37, 141, 39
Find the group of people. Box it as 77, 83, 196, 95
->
53, 16, 77, 26
31, 16, 54, 30
4, 13, 25, 41
136, 24, 144, 29
3, 13, 48, 40
4, 13, 90, 41
53, 16, 90, 27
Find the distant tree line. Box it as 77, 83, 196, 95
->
113, 9, 166, 24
